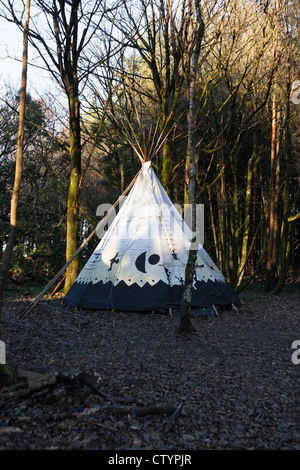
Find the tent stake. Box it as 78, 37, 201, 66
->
19, 170, 141, 319
212, 305, 219, 317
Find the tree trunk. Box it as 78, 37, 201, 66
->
64, 86, 81, 294
184, 86, 190, 206
179, 0, 204, 334
236, 131, 260, 287
161, 138, 172, 197
265, 0, 279, 292
0, 0, 31, 317
265, 88, 278, 291
273, 62, 292, 294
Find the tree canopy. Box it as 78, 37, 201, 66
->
0, 0, 299, 301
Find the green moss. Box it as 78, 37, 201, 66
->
0, 364, 12, 387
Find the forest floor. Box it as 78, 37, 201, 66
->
0, 288, 300, 452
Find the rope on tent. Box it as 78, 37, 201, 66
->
19, 169, 142, 319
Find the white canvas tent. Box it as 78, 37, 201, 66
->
64, 161, 239, 314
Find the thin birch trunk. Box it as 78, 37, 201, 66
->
179, 0, 204, 334
0, 0, 31, 317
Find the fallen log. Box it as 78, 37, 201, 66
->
8, 371, 57, 397
16, 367, 101, 386
11, 368, 179, 421
27, 372, 57, 393
16, 369, 42, 381
10, 367, 101, 398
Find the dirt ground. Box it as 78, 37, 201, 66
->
0, 290, 300, 451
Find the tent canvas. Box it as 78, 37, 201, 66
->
64, 162, 239, 313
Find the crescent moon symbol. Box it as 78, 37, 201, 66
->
135, 251, 147, 273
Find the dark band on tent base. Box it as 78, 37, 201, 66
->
64, 278, 240, 313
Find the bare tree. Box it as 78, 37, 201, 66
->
0, 0, 31, 317
1, 0, 123, 293
265, 0, 280, 292
109, 0, 198, 196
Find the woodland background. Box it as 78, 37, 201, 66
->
0, 0, 299, 299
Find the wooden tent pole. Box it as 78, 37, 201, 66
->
51, 273, 66, 297
19, 170, 141, 319
20, 227, 98, 318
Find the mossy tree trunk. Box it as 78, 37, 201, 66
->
161, 138, 172, 196
64, 85, 81, 293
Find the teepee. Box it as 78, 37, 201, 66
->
64, 160, 239, 313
